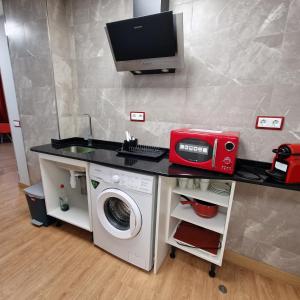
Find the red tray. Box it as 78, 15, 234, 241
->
173, 221, 221, 255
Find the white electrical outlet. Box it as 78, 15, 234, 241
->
13, 120, 21, 127
130, 112, 145, 122
256, 116, 284, 130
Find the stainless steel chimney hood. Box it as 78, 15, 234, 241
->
133, 0, 170, 17
105, 0, 184, 75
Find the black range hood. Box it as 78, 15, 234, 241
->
106, 11, 177, 62
105, 0, 184, 75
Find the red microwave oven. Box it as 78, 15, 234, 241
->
169, 129, 240, 174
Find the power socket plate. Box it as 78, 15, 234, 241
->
256, 116, 284, 130
130, 112, 145, 122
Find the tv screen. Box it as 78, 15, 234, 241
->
106, 11, 177, 61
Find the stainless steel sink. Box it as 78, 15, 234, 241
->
62, 146, 95, 154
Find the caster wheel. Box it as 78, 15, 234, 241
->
209, 270, 216, 278
170, 246, 176, 259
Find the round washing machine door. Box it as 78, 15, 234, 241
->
97, 188, 142, 239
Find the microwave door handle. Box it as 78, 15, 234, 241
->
212, 139, 218, 169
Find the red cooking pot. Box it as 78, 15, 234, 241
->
180, 196, 218, 218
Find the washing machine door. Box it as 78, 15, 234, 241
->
97, 188, 142, 239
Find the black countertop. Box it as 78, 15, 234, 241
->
31, 138, 300, 192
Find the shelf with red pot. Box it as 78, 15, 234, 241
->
171, 200, 226, 234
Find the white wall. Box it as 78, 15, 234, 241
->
0, 16, 30, 185
0, 0, 3, 16
3, 0, 59, 184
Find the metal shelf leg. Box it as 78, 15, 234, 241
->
170, 246, 176, 259
209, 263, 216, 277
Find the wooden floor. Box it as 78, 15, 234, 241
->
0, 143, 300, 300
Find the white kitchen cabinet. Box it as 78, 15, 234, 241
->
154, 176, 236, 276
39, 154, 92, 231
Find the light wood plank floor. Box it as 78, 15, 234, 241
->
0, 143, 299, 300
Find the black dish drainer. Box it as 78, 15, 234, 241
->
117, 139, 168, 160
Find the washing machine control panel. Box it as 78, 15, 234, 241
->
117, 175, 153, 194
90, 164, 154, 194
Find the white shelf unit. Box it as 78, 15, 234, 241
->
39, 154, 92, 232
154, 177, 236, 274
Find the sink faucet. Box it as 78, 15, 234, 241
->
81, 114, 93, 146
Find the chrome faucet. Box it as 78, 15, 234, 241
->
81, 114, 93, 146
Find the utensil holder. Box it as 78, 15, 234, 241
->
122, 139, 138, 151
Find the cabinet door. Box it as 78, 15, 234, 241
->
154, 176, 175, 274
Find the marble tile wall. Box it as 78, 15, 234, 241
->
67, 0, 300, 163
47, 0, 77, 138
3, 0, 59, 183
228, 182, 300, 275
66, 0, 300, 275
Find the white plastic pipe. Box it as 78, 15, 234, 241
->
70, 170, 77, 188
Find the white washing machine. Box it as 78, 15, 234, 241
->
90, 164, 157, 271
